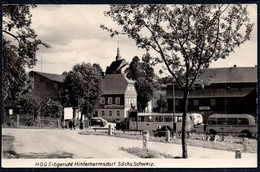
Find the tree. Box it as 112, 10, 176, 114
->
62, 63, 102, 124
125, 54, 155, 112
14, 94, 42, 117
2, 5, 49, 123
93, 63, 104, 77
101, 4, 253, 158
153, 96, 167, 113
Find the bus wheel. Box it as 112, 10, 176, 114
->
209, 129, 216, 135
241, 130, 251, 138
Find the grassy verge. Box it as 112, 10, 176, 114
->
120, 147, 177, 158
2, 135, 17, 158
79, 130, 257, 153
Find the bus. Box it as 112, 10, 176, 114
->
128, 112, 194, 133
207, 114, 257, 138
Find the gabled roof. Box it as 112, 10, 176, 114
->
198, 67, 257, 84
30, 71, 65, 83
105, 59, 127, 74
101, 74, 135, 95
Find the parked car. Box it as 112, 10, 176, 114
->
116, 121, 127, 130
90, 117, 107, 127
190, 113, 203, 125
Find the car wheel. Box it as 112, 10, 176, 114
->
209, 129, 216, 135
241, 130, 251, 138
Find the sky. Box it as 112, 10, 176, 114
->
30, 4, 258, 75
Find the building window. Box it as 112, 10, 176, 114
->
236, 98, 241, 105
108, 97, 112, 104
100, 97, 105, 104
109, 111, 112, 116
194, 100, 199, 106
210, 99, 215, 106
175, 100, 179, 106
117, 111, 120, 116
101, 111, 105, 116
224, 99, 228, 105
116, 97, 120, 104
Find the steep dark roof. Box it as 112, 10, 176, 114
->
105, 59, 127, 74
198, 67, 257, 84
101, 74, 135, 95
30, 71, 65, 83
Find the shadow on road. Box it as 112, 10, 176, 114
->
2, 134, 74, 159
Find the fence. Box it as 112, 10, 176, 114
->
5, 114, 61, 129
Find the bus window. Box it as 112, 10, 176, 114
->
164, 117, 172, 122
177, 116, 182, 122
155, 116, 163, 122
238, 118, 249, 125
217, 118, 227, 125
208, 118, 216, 125
148, 116, 154, 122
144, 116, 154, 122
227, 118, 237, 125
138, 116, 145, 122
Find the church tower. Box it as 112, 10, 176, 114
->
116, 42, 121, 61
105, 43, 127, 74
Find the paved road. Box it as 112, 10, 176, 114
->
2, 128, 257, 159
2, 128, 138, 158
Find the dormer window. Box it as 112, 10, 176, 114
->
108, 97, 113, 104
100, 97, 105, 104
115, 97, 120, 104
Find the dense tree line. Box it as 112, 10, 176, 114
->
2, 5, 49, 123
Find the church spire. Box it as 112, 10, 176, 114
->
116, 41, 121, 61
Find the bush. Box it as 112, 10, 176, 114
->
41, 99, 63, 118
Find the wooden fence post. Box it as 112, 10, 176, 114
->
38, 116, 41, 128
108, 125, 114, 135
221, 134, 225, 142
17, 114, 19, 126
235, 149, 241, 159
243, 138, 248, 152
57, 119, 60, 128
166, 130, 171, 142
143, 130, 149, 149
